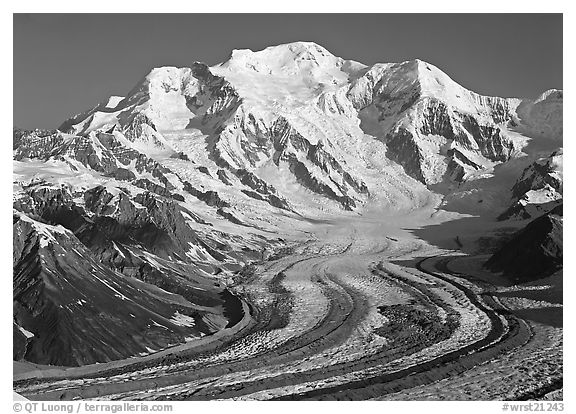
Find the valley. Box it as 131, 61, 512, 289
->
14, 203, 563, 400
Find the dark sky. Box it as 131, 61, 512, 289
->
14, 13, 562, 129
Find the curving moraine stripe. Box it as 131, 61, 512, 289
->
270, 256, 532, 400
15, 252, 535, 401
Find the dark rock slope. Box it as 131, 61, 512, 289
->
485, 204, 563, 282
13, 212, 237, 366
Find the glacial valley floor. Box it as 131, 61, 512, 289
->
13, 208, 563, 401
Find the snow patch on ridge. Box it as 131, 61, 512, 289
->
15, 210, 71, 247
18, 325, 34, 339
170, 311, 196, 327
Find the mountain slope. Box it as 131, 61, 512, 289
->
485, 204, 563, 282
498, 149, 563, 220
58, 42, 562, 211
13, 211, 241, 366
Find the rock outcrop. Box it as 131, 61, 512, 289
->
499, 149, 563, 220
485, 204, 563, 282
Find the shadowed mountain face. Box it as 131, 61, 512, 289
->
13, 42, 562, 368
13, 212, 241, 366
485, 204, 563, 283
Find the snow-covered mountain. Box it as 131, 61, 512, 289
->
13, 41, 563, 366
499, 149, 563, 220
56, 42, 562, 206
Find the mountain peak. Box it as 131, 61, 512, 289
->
137, 62, 215, 92
534, 88, 563, 103
140, 66, 192, 87
216, 41, 347, 76
211, 41, 365, 107
230, 41, 336, 61
401, 59, 463, 93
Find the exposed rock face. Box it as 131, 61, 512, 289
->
13, 212, 239, 366
485, 205, 563, 282
499, 149, 563, 221
13, 130, 263, 365
266, 117, 367, 209
14, 178, 255, 271
346, 61, 520, 184
512, 150, 563, 198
